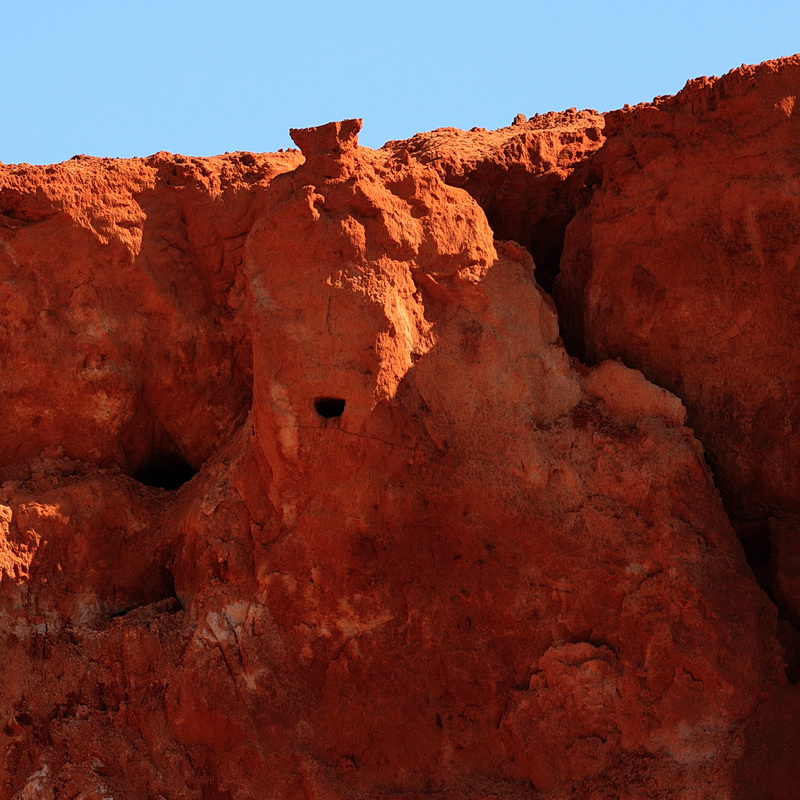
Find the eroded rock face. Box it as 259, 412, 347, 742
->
0, 117, 787, 799
0, 150, 302, 479
556, 57, 800, 523
555, 55, 800, 677
382, 109, 605, 290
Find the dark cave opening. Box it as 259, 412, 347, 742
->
133, 452, 198, 490
314, 397, 346, 419
737, 520, 773, 583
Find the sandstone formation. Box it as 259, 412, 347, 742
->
382, 109, 604, 290
1, 57, 800, 800
555, 55, 800, 691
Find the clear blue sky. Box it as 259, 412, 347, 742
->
3, 0, 800, 165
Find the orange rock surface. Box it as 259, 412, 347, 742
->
383, 109, 604, 290
0, 62, 798, 799
556, 55, 800, 690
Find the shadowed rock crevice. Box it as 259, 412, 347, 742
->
381, 109, 605, 294
133, 452, 198, 490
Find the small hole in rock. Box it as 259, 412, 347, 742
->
134, 453, 197, 490
314, 397, 346, 418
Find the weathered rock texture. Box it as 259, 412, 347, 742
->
0, 58, 799, 800
555, 56, 800, 691
383, 109, 604, 290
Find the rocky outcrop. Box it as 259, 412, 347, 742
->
0, 149, 301, 480
555, 55, 800, 688
2, 57, 800, 798
0, 118, 783, 798
382, 109, 604, 290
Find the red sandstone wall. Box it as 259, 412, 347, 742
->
1, 58, 799, 799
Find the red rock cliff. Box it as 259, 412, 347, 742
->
0, 60, 798, 800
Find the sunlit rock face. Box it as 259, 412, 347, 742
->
1, 59, 799, 798
382, 108, 605, 291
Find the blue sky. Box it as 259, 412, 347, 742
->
4, 0, 800, 164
